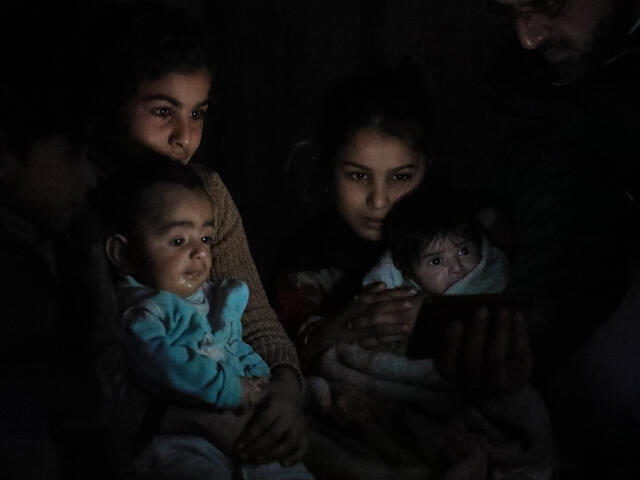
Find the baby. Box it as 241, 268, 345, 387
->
98, 159, 269, 412
363, 189, 509, 296
94, 157, 283, 477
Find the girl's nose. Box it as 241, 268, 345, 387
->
367, 182, 390, 210
169, 117, 193, 150
515, 13, 552, 50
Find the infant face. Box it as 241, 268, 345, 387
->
412, 235, 480, 295
133, 183, 214, 298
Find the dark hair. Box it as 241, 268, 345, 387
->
84, 1, 212, 160
285, 60, 434, 215
385, 186, 483, 278
92, 152, 207, 237
317, 60, 434, 169
88, 1, 211, 110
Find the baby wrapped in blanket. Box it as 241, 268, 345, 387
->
305, 191, 554, 480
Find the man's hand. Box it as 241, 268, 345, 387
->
434, 306, 533, 393
235, 365, 307, 466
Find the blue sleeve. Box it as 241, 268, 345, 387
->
227, 314, 270, 378
122, 293, 242, 407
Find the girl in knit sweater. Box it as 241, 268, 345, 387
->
83, 1, 307, 476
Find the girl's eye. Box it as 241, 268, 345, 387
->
348, 172, 368, 181
171, 238, 185, 246
459, 247, 469, 256
191, 109, 206, 121
428, 257, 441, 266
201, 235, 213, 245
152, 106, 172, 118
392, 173, 411, 181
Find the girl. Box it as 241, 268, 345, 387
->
82, 1, 307, 476
272, 64, 433, 369
271, 67, 554, 480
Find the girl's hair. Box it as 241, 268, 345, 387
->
285, 59, 435, 214
88, 1, 211, 112
317, 60, 435, 169
385, 186, 483, 278
84, 1, 212, 163
92, 152, 207, 238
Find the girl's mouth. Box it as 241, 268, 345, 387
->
363, 217, 384, 229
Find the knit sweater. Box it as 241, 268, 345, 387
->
191, 165, 300, 375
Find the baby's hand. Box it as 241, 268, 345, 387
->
240, 376, 269, 408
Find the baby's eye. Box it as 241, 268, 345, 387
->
171, 237, 185, 246
348, 172, 368, 181
459, 247, 469, 256
201, 235, 213, 245
427, 257, 441, 266
152, 106, 172, 118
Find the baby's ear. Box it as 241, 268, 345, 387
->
105, 234, 134, 274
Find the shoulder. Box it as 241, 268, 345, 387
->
189, 164, 227, 196
117, 279, 182, 317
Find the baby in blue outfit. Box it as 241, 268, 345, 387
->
102, 164, 269, 411
97, 159, 312, 480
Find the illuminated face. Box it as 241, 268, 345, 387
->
495, 0, 613, 85
132, 183, 214, 298
334, 128, 426, 241
125, 69, 211, 164
412, 235, 480, 295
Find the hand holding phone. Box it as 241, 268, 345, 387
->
407, 295, 533, 393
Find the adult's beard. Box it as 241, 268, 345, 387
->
544, 0, 631, 85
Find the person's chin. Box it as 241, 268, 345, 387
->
543, 51, 588, 86
356, 226, 382, 242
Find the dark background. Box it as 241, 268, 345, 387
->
10, 0, 518, 279
196, 0, 517, 279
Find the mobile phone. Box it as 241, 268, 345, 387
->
405, 294, 529, 359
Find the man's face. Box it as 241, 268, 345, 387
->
4, 135, 95, 231
496, 0, 614, 85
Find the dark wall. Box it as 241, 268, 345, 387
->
7, 0, 515, 278
195, 1, 514, 278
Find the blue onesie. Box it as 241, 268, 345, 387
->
117, 276, 270, 407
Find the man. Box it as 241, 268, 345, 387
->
0, 6, 124, 478
477, 1, 640, 477
488, 0, 640, 193
495, 0, 640, 85
427, 0, 640, 391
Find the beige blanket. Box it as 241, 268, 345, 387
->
304, 343, 554, 480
